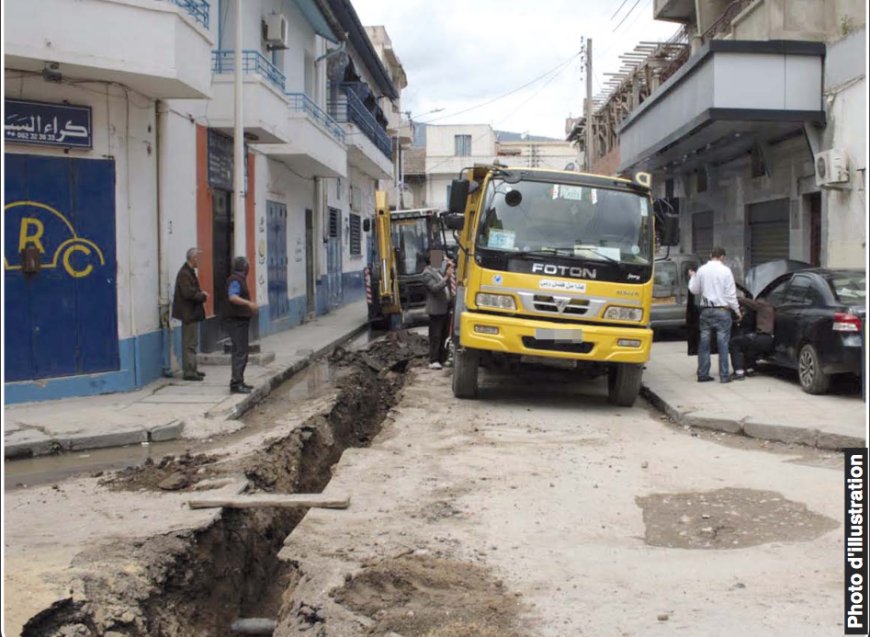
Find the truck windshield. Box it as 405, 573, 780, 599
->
477, 178, 653, 265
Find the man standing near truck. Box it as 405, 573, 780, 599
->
421, 250, 453, 370
688, 247, 741, 383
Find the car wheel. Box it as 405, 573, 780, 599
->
798, 343, 830, 395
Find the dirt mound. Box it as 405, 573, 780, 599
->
636, 487, 839, 549
99, 451, 224, 492
330, 330, 429, 373
331, 555, 528, 637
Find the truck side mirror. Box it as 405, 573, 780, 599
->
448, 179, 470, 213
444, 214, 465, 231
363, 218, 371, 233
660, 214, 680, 246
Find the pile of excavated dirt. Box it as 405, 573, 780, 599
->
99, 451, 224, 492
330, 555, 529, 637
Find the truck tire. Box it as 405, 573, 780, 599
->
798, 342, 830, 394
607, 363, 643, 407
452, 347, 479, 399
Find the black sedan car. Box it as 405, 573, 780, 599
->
687, 263, 865, 394
754, 268, 865, 393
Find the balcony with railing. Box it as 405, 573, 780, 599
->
329, 83, 393, 179
212, 50, 286, 92
286, 93, 346, 145
5, 0, 214, 98
168, 0, 209, 28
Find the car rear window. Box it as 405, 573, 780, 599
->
828, 273, 866, 304
654, 261, 677, 297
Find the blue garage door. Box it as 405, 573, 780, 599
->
267, 200, 289, 320
4, 154, 119, 381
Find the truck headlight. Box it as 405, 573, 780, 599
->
476, 293, 516, 310
604, 306, 643, 321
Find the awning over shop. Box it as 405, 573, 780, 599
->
293, 0, 338, 43
617, 40, 825, 174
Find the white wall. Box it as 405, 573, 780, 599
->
427, 124, 496, 157
5, 72, 161, 340
821, 27, 866, 268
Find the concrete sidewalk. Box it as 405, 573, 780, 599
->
643, 341, 866, 450
4, 301, 369, 458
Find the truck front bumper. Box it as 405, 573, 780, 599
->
459, 311, 652, 364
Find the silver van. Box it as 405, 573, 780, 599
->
651, 253, 701, 330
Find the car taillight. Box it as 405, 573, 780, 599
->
832, 312, 862, 332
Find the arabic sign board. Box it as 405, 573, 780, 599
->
5, 99, 92, 149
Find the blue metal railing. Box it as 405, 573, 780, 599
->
170, 0, 209, 28
212, 49, 286, 92
286, 93, 346, 145
329, 87, 392, 160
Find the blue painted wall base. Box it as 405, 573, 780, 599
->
5, 329, 168, 404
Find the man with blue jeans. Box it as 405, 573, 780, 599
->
688, 247, 741, 383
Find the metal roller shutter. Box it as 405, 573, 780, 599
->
748, 199, 789, 267
692, 210, 714, 258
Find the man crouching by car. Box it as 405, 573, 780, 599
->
729, 296, 775, 380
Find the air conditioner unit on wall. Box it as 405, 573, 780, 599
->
263, 14, 289, 50
814, 149, 850, 188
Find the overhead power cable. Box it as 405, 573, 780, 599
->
613, 0, 643, 31
418, 51, 581, 124
610, 0, 631, 20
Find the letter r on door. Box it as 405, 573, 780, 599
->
19, 217, 46, 254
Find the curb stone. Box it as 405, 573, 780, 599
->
60, 426, 148, 451
641, 383, 863, 451
4, 322, 369, 458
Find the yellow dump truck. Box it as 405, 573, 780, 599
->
445, 164, 676, 405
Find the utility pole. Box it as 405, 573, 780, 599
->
233, 0, 246, 259
585, 38, 594, 172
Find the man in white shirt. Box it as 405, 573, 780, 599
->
687, 247, 741, 383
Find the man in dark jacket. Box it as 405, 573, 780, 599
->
729, 296, 775, 380
172, 248, 208, 381
421, 250, 453, 370
224, 256, 258, 394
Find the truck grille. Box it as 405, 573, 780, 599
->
532, 295, 590, 316
522, 337, 594, 354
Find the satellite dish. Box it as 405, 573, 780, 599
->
326, 51, 350, 81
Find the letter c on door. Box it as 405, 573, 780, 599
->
63, 243, 94, 278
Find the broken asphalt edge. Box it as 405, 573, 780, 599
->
4, 322, 370, 460
640, 383, 865, 451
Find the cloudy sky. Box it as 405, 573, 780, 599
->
351, 0, 681, 139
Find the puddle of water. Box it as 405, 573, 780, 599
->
4, 356, 352, 491
635, 487, 839, 549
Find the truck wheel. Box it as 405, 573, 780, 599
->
452, 347, 479, 399
607, 363, 643, 407
798, 343, 830, 394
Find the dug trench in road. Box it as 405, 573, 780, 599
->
7, 336, 844, 637
5, 331, 425, 637
273, 364, 843, 637
4, 332, 377, 491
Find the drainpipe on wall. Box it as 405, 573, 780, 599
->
156, 100, 173, 376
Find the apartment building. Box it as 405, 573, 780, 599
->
570, 0, 866, 276
411, 125, 578, 209
4, 0, 401, 402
